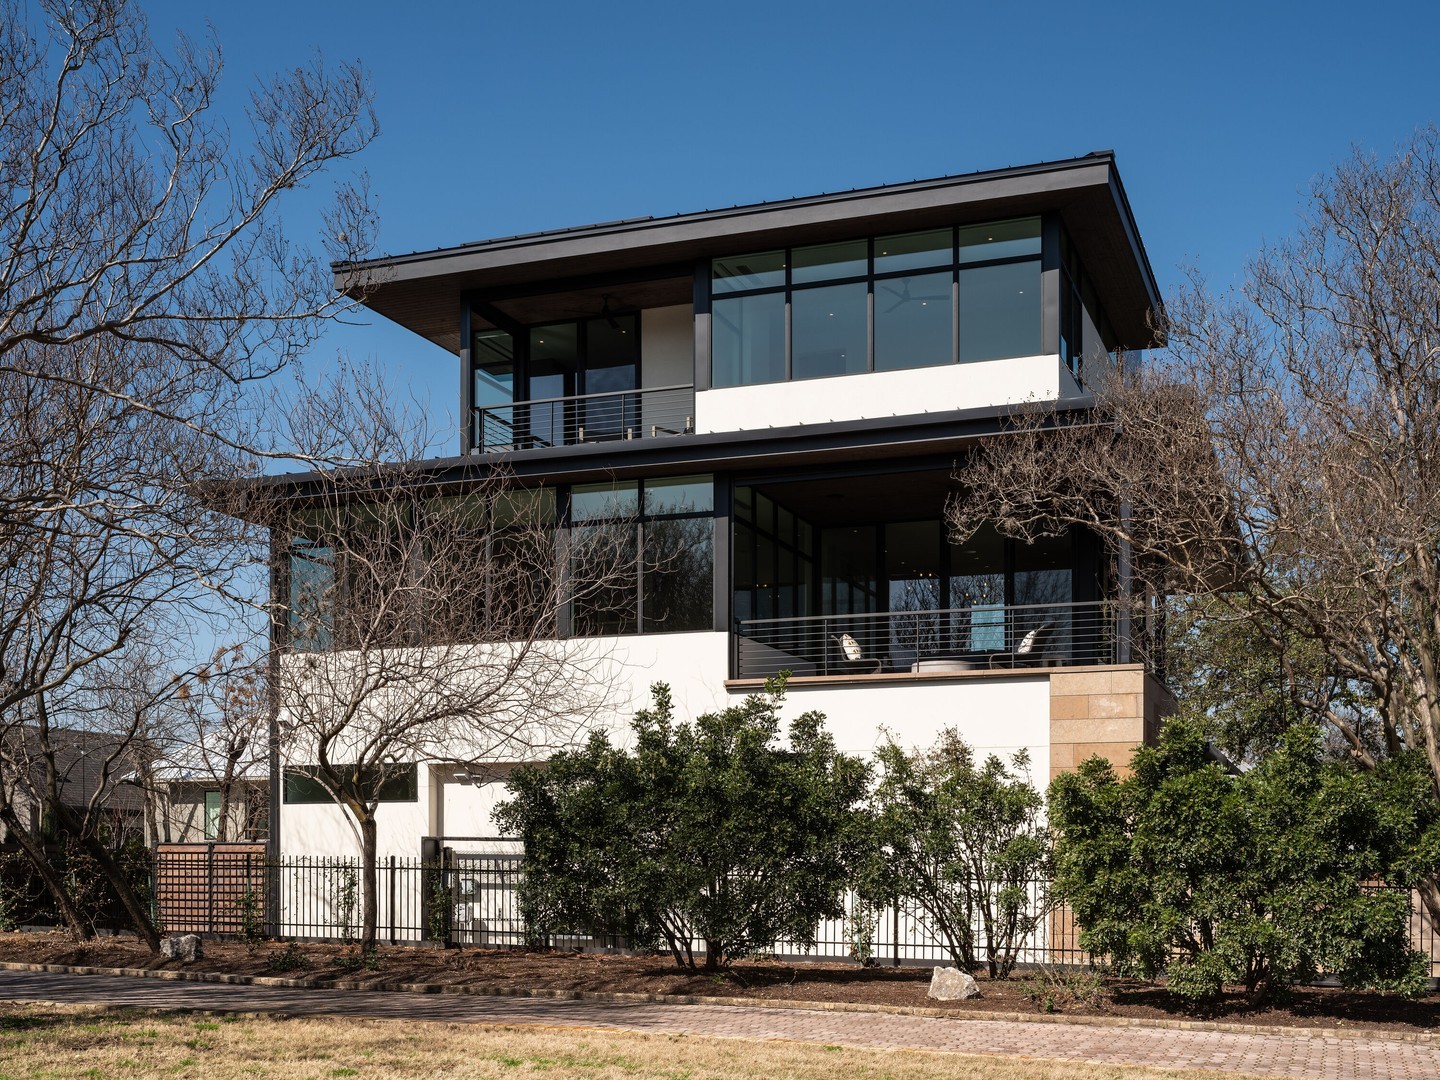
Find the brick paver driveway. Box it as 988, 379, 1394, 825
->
2, 969, 1438, 1079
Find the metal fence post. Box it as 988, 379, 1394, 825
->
388, 855, 396, 946
205, 843, 215, 936
892, 898, 901, 967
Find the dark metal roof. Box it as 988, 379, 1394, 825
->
337, 152, 1162, 353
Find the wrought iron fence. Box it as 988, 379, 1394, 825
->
146, 847, 1440, 981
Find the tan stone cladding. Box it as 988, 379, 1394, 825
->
1048, 666, 1175, 783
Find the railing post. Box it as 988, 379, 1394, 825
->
1117, 500, 1134, 664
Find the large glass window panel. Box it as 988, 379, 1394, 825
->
791, 240, 867, 284
288, 536, 335, 652
419, 495, 489, 643
571, 523, 637, 635
712, 250, 786, 294
792, 282, 867, 380
571, 481, 639, 522
1014, 531, 1073, 661
875, 271, 953, 371
341, 504, 414, 648
949, 526, 1006, 652
1014, 532, 1073, 606
957, 217, 1041, 263
644, 475, 713, 516
959, 261, 1042, 361
472, 330, 514, 408
582, 315, 638, 438
487, 527, 557, 637
643, 517, 713, 632
886, 521, 942, 665
875, 229, 952, 274
821, 526, 877, 615
713, 292, 785, 387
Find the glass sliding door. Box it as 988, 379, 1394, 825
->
885, 522, 942, 669
472, 329, 515, 449
580, 314, 638, 439
527, 323, 577, 448
949, 525, 1006, 653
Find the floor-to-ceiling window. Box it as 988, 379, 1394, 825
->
569, 476, 714, 636
710, 217, 1048, 388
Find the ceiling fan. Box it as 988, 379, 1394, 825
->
879, 278, 948, 313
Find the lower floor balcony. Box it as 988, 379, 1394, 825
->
734, 600, 1160, 681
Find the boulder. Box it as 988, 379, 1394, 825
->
159, 934, 203, 962
927, 965, 979, 1000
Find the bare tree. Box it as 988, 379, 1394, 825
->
169, 644, 270, 843
259, 364, 633, 953
947, 125, 1440, 924
0, 0, 376, 949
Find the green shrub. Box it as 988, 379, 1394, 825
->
861, 731, 1054, 978
1019, 966, 1110, 1013
265, 942, 310, 973
1049, 719, 1433, 1001
496, 680, 870, 969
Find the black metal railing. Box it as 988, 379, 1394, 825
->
473, 384, 695, 453
734, 600, 1160, 680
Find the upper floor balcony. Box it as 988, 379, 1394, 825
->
473, 383, 695, 453
333, 154, 1162, 457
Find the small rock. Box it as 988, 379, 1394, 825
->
927, 965, 979, 1000
160, 934, 203, 962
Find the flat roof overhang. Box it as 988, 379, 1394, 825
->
337, 152, 1162, 354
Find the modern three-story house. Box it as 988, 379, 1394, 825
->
266, 151, 1173, 865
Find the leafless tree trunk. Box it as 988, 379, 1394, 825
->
947, 126, 1440, 925
260, 364, 634, 953
0, 0, 377, 950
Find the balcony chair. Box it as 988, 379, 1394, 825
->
829, 632, 883, 676
987, 622, 1055, 669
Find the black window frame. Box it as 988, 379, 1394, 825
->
282, 764, 419, 805
565, 475, 716, 638
709, 218, 1045, 388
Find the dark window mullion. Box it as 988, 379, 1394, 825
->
866, 236, 875, 373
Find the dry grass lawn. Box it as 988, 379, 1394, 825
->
0, 1001, 1260, 1079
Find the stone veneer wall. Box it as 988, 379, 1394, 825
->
1046, 664, 1176, 962
1047, 665, 1176, 783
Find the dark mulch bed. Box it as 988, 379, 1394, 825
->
1, 932, 1436, 1034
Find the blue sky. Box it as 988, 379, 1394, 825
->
144, 0, 1440, 448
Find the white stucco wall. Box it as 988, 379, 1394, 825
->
693, 354, 1074, 434
748, 675, 1050, 779
278, 632, 1053, 859
282, 765, 438, 861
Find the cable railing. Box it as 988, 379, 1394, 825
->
473, 384, 695, 453
734, 600, 1160, 680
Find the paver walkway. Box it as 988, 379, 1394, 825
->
2, 969, 1438, 1079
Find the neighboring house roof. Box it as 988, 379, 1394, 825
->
2, 725, 148, 816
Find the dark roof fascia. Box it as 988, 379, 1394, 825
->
235, 396, 1100, 520
337, 153, 1154, 293
1105, 165, 1164, 329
